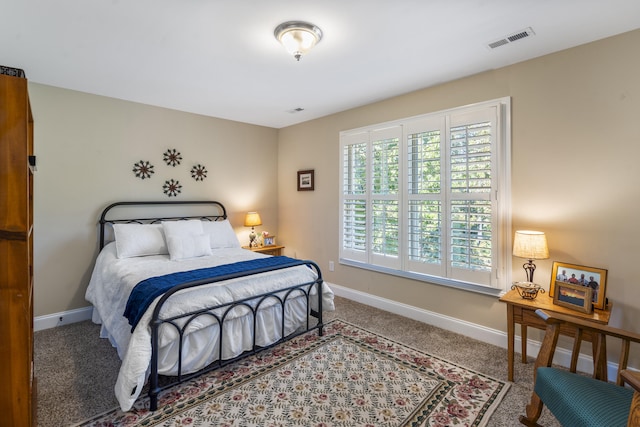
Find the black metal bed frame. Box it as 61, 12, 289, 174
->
99, 201, 324, 411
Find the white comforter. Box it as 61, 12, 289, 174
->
85, 243, 334, 411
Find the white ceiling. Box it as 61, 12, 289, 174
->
2, 0, 640, 128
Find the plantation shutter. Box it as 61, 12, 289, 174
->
447, 108, 497, 286
405, 117, 446, 277
341, 132, 368, 263
370, 126, 401, 269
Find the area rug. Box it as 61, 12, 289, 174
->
76, 319, 509, 426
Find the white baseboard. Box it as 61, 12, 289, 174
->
328, 282, 507, 347
34, 306, 93, 332
328, 282, 620, 378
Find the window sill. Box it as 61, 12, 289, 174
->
339, 258, 505, 297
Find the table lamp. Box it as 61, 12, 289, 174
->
513, 230, 549, 283
244, 211, 262, 248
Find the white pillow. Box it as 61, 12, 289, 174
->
113, 223, 168, 259
162, 220, 208, 260
166, 233, 212, 261
201, 220, 241, 248
161, 219, 204, 238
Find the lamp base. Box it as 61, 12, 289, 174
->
523, 260, 537, 283
248, 229, 257, 248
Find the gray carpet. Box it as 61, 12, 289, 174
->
35, 296, 561, 426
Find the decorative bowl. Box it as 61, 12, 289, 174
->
511, 282, 545, 300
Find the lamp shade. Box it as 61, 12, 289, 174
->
244, 212, 262, 227
513, 230, 549, 260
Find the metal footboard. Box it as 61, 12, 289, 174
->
147, 260, 324, 411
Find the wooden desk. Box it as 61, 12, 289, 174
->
499, 289, 611, 381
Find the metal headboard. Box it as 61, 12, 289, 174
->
99, 200, 227, 249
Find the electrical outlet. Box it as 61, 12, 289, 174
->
329, 261, 334, 272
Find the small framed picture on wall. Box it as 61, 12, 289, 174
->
297, 170, 315, 191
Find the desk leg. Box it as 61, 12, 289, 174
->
506, 304, 515, 382
521, 324, 528, 363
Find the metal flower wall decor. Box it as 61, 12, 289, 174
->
163, 148, 182, 167
163, 179, 182, 197
132, 160, 155, 180
131, 148, 207, 197
191, 164, 208, 181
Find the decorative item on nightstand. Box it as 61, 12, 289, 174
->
513, 230, 549, 283
263, 234, 276, 246
244, 211, 262, 248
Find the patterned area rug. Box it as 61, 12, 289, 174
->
76, 319, 509, 426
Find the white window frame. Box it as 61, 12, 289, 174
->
339, 98, 512, 296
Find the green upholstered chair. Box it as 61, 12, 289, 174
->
519, 309, 640, 427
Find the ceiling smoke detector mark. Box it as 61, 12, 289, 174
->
287, 107, 305, 113
487, 27, 535, 49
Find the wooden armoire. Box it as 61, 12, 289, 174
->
0, 67, 36, 426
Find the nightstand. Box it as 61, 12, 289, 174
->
243, 245, 284, 256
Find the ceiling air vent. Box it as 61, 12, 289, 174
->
487, 27, 535, 49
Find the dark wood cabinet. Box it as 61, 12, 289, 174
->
0, 70, 35, 427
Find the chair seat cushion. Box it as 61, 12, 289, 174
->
535, 367, 634, 427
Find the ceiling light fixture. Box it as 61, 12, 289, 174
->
274, 21, 322, 61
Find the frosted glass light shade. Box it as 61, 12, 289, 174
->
274, 21, 323, 61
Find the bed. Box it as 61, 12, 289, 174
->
85, 200, 334, 412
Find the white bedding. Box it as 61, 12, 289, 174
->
85, 242, 334, 411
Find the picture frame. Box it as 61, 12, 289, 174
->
550, 261, 608, 310
263, 235, 276, 246
297, 170, 314, 191
553, 281, 593, 314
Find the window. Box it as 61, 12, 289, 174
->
339, 98, 511, 294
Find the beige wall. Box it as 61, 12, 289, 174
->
29, 85, 279, 316
30, 29, 640, 345
278, 29, 640, 336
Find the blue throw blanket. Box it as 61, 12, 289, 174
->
124, 256, 306, 331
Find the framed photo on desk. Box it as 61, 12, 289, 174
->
550, 261, 607, 309
553, 281, 593, 313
